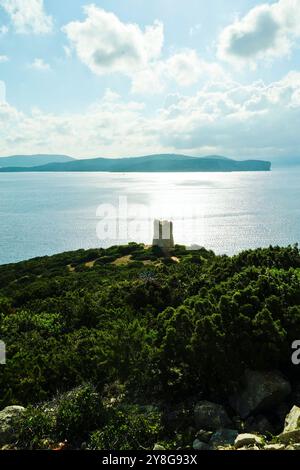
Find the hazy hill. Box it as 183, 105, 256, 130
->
0, 154, 74, 168
0, 154, 271, 172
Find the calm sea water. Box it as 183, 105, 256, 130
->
0, 169, 299, 265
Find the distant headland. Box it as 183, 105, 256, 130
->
0, 154, 271, 173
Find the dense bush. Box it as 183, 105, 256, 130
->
16, 384, 104, 449
89, 405, 162, 450
0, 243, 299, 448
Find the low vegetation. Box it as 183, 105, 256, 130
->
0, 243, 299, 449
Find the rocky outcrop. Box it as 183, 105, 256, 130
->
0, 371, 298, 451
230, 370, 291, 418
283, 405, 300, 431
189, 377, 300, 451
0, 406, 25, 446
194, 401, 231, 431
278, 406, 300, 444
264, 444, 285, 450
207, 405, 300, 451
285, 444, 300, 450
234, 433, 264, 449
153, 444, 166, 450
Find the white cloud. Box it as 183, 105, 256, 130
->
131, 65, 166, 95
165, 50, 224, 87
0, 55, 8, 62
132, 50, 226, 94
63, 6, 222, 95
218, 0, 300, 66
157, 71, 300, 157
63, 5, 163, 76
29, 58, 51, 71
0, 86, 154, 157
0, 0, 53, 34
1, 72, 300, 159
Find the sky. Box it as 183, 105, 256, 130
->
0, 0, 300, 159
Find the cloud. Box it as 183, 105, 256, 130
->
0, 55, 8, 63
165, 50, 224, 87
157, 71, 300, 157
63, 5, 163, 76
0, 87, 152, 157
29, 58, 51, 71
63, 5, 222, 94
131, 50, 226, 94
131, 64, 166, 94
218, 0, 300, 66
0, 0, 53, 34
1, 73, 300, 159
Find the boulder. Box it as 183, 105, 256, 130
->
264, 443, 285, 451
283, 405, 300, 431
195, 429, 213, 443
0, 406, 26, 445
234, 433, 264, 449
279, 429, 300, 445
237, 445, 260, 451
194, 401, 231, 431
192, 439, 210, 451
278, 406, 300, 444
153, 444, 166, 450
1, 444, 15, 450
230, 370, 291, 418
285, 443, 300, 450
209, 429, 239, 449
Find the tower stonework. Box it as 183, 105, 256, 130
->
152, 220, 174, 252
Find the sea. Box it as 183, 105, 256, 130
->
0, 168, 299, 265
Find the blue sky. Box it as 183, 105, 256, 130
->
0, 0, 300, 159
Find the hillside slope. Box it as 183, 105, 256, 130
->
0, 243, 299, 449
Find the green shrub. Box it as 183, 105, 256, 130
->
89, 405, 162, 450
16, 406, 56, 449
55, 384, 104, 443
16, 384, 104, 448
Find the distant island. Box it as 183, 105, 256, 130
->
0, 154, 271, 173
0, 154, 74, 168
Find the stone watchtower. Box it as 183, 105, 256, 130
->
152, 220, 174, 252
